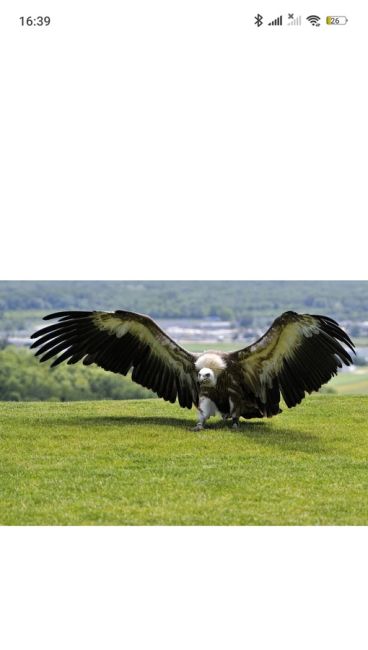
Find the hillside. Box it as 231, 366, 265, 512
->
1, 280, 367, 325
1, 396, 367, 525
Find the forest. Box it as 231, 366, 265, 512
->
0, 346, 153, 402
0, 280, 368, 324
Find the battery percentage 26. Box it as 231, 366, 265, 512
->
326, 16, 348, 25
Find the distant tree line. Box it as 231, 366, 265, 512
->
0, 347, 154, 402
0, 281, 367, 330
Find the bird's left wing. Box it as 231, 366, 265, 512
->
30, 310, 199, 408
228, 311, 355, 412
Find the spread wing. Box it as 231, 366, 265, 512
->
30, 310, 199, 408
228, 311, 355, 413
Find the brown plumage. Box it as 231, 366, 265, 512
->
30, 309, 355, 428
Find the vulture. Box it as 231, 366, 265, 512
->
30, 310, 355, 430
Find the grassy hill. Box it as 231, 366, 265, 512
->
328, 366, 368, 395
1, 396, 367, 525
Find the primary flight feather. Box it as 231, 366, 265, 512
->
30, 310, 355, 429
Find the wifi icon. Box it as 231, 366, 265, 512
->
306, 15, 321, 26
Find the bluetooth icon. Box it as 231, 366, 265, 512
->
254, 14, 263, 27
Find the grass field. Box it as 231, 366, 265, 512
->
1, 396, 367, 525
328, 366, 368, 394
186, 341, 243, 353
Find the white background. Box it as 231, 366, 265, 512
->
0, 1, 366, 279
0, 2, 367, 649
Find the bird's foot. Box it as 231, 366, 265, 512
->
231, 419, 240, 430
191, 423, 204, 432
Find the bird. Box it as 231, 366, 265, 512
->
29, 309, 355, 430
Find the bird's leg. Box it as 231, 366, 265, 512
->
229, 397, 241, 429
191, 409, 208, 432
191, 397, 213, 431
229, 398, 241, 429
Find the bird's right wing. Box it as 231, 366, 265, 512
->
228, 311, 355, 412
30, 310, 199, 408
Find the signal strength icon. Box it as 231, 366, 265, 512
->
306, 15, 321, 26
288, 15, 301, 26
268, 15, 283, 26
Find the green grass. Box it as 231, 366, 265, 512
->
186, 341, 245, 353
328, 366, 368, 394
354, 337, 368, 346
1, 396, 368, 525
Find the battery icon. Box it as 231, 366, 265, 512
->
326, 16, 348, 25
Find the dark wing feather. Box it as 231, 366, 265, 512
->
30, 310, 199, 408
228, 311, 355, 411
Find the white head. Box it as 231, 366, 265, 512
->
197, 367, 217, 387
